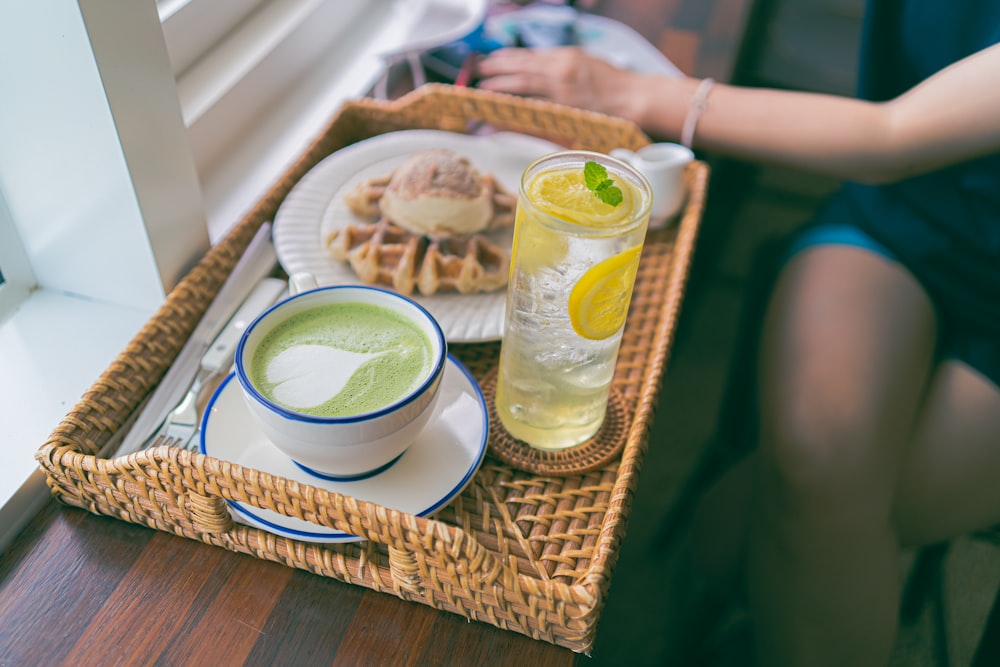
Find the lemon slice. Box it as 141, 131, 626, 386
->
529, 169, 633, 227
568, 246, 643, 340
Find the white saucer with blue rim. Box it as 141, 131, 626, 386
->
199, 354, 488, 544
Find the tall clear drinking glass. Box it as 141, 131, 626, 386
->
496, 150, 652, 450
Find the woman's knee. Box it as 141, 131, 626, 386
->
754, 245, 937, 510
758, 389, 899, 508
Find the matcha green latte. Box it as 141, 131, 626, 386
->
249, 302, 434, 417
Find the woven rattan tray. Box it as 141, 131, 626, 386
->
35, 84, 707, 653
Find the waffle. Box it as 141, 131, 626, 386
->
343, 149, 516, 236
342, 182, 384, 220
327, 149, 516, 296
325, 220, 510, 296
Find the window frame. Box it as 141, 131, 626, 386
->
1, 0, 475, 550
157, 0, 268, 78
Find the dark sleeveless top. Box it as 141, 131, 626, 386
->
827, 0, 1000, 334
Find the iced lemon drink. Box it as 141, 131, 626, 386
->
496, 151, 652, 450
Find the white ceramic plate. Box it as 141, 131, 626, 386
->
272, 129, 562, 343
199, 355, 488, 544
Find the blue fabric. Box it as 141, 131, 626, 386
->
786, 223, 898, 262
811, 0, 1000, 387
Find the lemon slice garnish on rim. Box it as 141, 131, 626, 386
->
528, 170, 633, 227
568, 246, 643, 340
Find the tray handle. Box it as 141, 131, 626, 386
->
201, 454, 597, 627
201, 450, 493, 547
39, 444, 497, 566
38, 444, 560, 611
337, 83, 652, 153
188, 450, 561, 606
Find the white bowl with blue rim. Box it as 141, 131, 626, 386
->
235, 279, 447, 480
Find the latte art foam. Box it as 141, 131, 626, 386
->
266, 344, 384, 409
249, 302, 433, 417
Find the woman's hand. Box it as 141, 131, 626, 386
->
475, 47, 648, 121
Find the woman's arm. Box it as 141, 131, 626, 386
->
476, 43, 1000, 183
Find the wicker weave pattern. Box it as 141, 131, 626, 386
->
35, 85, 707, 653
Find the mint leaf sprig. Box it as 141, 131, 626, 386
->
584, 161, 623, 207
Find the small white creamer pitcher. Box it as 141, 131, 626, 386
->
611, 143, 693, 229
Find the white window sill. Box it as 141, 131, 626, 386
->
0, 289, 153, 549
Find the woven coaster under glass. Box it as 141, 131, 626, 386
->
479, 366, 628, 475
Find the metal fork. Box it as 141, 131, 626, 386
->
146, 277, 287, 452
148, 368, 219, 450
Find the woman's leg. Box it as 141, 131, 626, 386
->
690, 360, 1000, 569
749, 244, 938, 667
893, 361, 1000, 545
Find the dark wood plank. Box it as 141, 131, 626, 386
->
64, 533, 236, 662
419, 603, 581, 667
154, 547, 295, 665
244, 570, 365, 666
0, 506, 155, 665
333, 590, 439, 665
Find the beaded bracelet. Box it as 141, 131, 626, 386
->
680, 77, 715, 149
